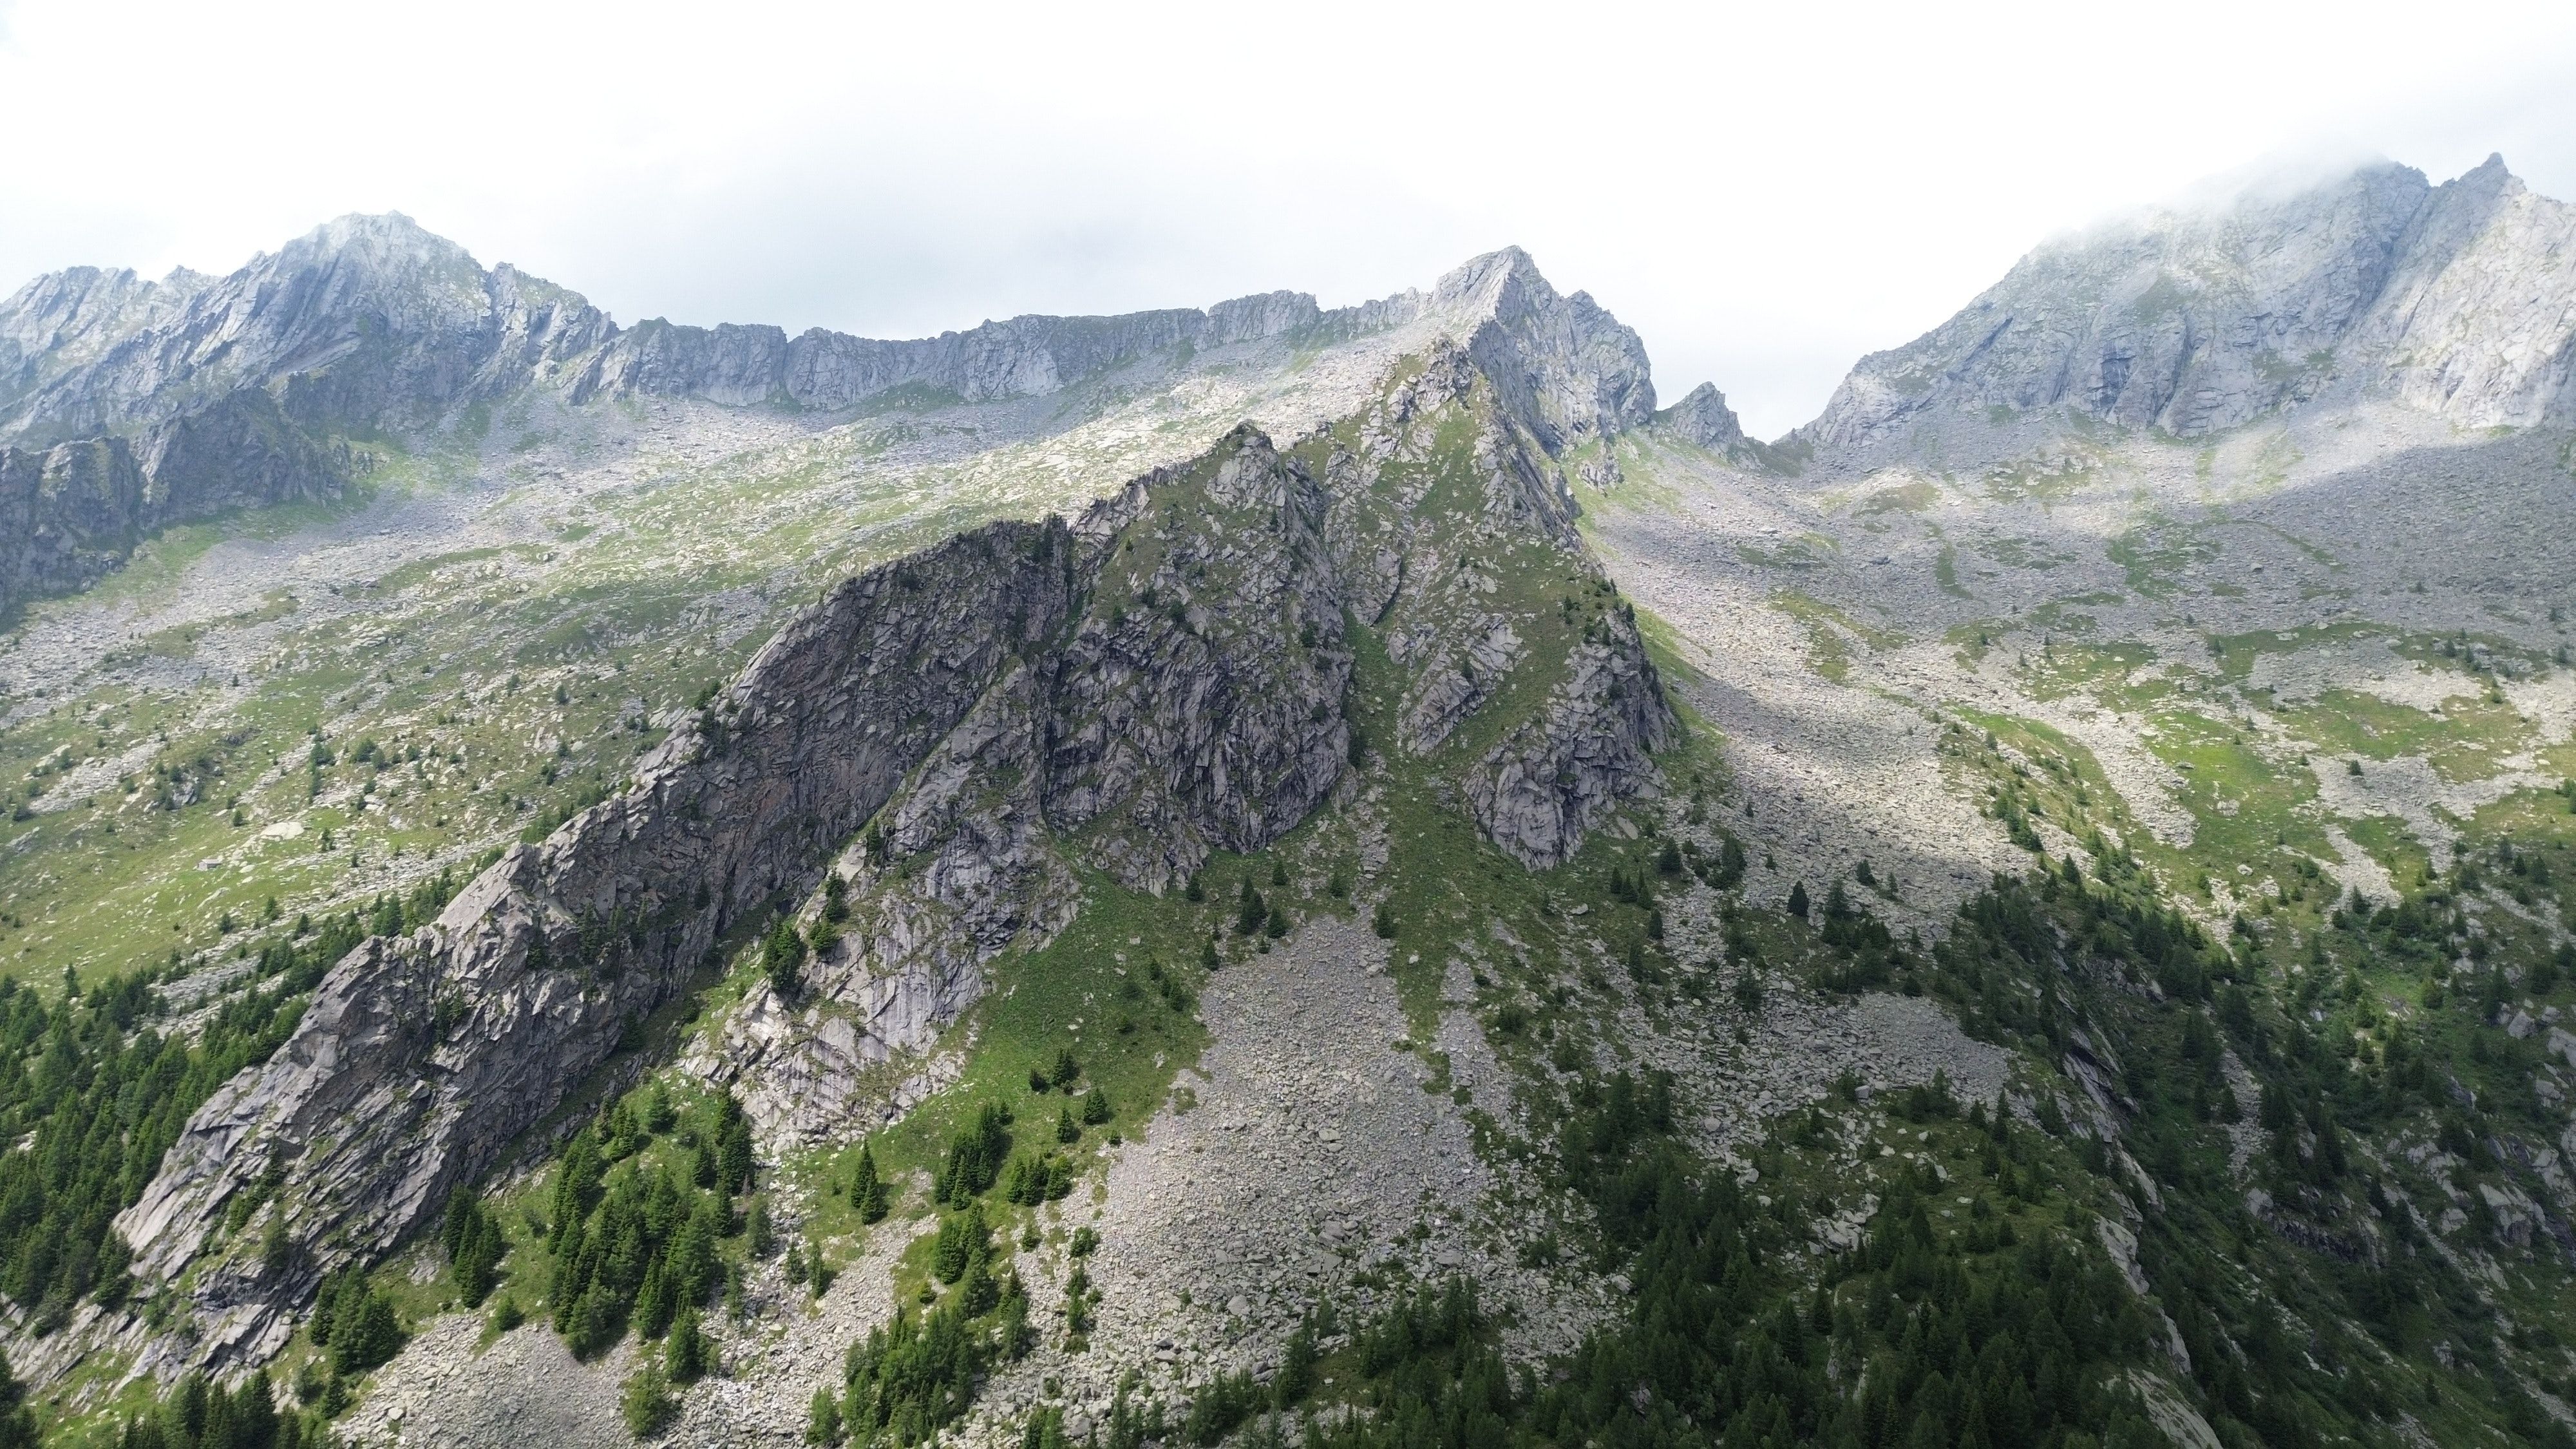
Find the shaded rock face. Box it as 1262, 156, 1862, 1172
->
1797, 155, 2576, 459
0, 389, 346, 601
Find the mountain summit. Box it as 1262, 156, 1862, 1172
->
1794, 155, 2576, 461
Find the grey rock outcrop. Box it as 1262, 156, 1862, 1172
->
2351, 155, 2576, 426
1435, 247, 1658, 450
1322, 339, 1672, 867
1795, 155, 2576, 460
0, 388, 346, 601
1468, 619, 1672, 869
1655, 381, 1747, 452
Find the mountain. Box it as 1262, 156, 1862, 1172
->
1795, 155, 2576, 463
0, 215, 1647, 613
104, 334, 1672, 1379
9, 162, 2576, 1449
1571, 153, 2576, 1449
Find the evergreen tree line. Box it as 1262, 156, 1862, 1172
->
818, 1084, 1126, 1444
0, 905, 378, 1333
1926, 857, 2576, 1447
544, 1084, 753, 1359
821, 1202, 1032, 1447
106, 1368, 325, 1449
1019, 1064, 2170, 1449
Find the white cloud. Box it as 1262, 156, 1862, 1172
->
5, 0, 2572, 437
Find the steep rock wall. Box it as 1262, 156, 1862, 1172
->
113, 515, 1079, 1372
0, 389, 347, 605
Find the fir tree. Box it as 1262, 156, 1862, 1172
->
762, 916, 806, 1002
715, 1092, 755, 1196
666, 1307, 711, 1383
852, 1145, 889, 1224
620, 1363, 677, 1437
808, 1387, 844, 1445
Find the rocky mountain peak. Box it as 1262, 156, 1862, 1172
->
1790, 155, 2576, 463
1654, 381, 1747, 451
1432, 246, 1658, 451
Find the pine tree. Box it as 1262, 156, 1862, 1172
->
715, 1093, 754, 1196
326, 1278, 403, 1376
620, 1363, 677, 1437
1788, 880, 1811, 919
1056, 1105, 1081, 1144
1081, 1089, 1112, 1126
933, 1205, 989, 1283
666, 1307, 711, 1383
808, 1387, 845, 1444
763, 916, 806, 1002
853, 1145, 889, 1224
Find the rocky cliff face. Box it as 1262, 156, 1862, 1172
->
108, 313, 1675, 1368
711, 426, 1358, 1139
113, 514, 1083, 1372
2352, 156, 2576, 426
1434, 247, 1658, 449
1795, 155, 2576, 460
565, 292, 1355, 411
0, 388, 348, 601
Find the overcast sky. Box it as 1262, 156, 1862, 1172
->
5, 1, 2574, 438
